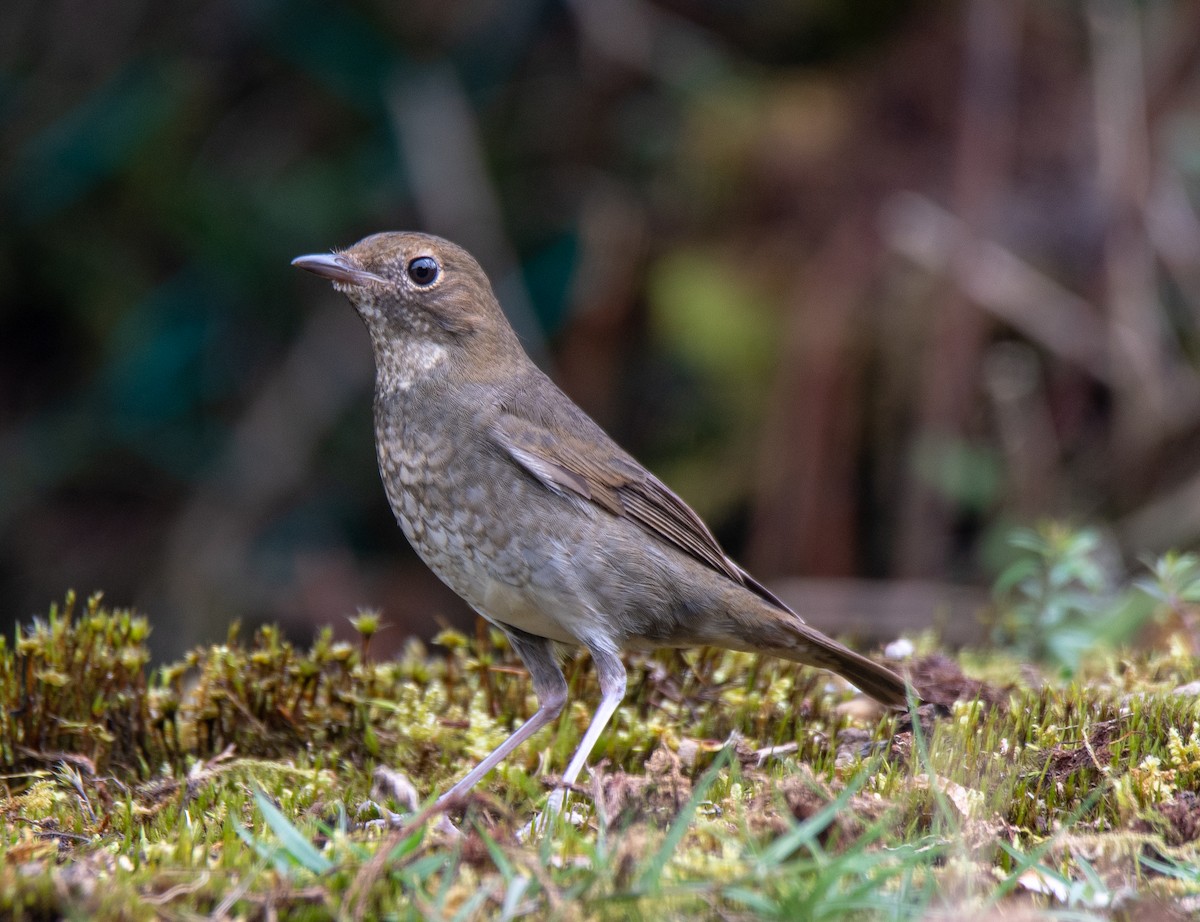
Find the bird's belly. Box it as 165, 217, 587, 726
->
472, 576, 580, 643
378, 444, 583, 644
413, 531, 580, 644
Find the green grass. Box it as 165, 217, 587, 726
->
0, 591, 1197, 919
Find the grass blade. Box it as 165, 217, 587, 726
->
252, 788, 332, 874
637, 745, 732, 890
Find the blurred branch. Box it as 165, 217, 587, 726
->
1088, 0, 1167, 454
982, 342, 1061, 521
555, 183, 649, 425
1145, 1, 1200, 126
152, 304, 369, 644
566, 0, 654, 74
387, 64, 546, 364
1147, 171, 1200, 321
1121, 468, 1200, 553
881, 191, 1111, 382
749, 213, 875, 577
894, 0, 1022, 576
566, 0, 728, 89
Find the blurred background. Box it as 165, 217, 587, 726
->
3, 0, 1200, 661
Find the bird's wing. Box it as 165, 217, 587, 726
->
491, 412, 759, 592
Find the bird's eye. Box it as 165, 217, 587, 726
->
407, 256, 440, 286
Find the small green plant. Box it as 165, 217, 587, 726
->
992, 524, 1144, 671
238, 788, 334, 877
1135, 551, 1200, 647
2, 594, 1200, 917
1140, 851, 1200, 884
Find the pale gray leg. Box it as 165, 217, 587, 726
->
561, 644, 627, 787
539, 644, 627, 822
437, 628, 567, 805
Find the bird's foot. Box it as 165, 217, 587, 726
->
516, 787, 587, 842
433, 813, 463, 838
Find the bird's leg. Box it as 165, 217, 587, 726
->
437, 629, 567, 806
540, 644, 627, 823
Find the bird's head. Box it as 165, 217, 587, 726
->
293, 232, 523, 385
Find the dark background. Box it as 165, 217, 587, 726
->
3, 0, 1200, 659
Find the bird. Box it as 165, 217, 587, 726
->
292, 232, 910, 811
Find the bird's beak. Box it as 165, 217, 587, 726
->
291, 253, 386, 286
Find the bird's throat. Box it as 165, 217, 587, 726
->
371, 335, 450, 393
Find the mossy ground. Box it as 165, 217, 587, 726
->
1, 593, 1198, 920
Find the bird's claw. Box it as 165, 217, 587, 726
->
433, 813, 463, 838
516, 788, 587, 841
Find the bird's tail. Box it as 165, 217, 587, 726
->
793, 628, 911, 708
727, 599, 911, 708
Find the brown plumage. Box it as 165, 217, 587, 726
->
293, 232, 911, 810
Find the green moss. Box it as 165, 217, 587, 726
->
0, 593, 1197, 918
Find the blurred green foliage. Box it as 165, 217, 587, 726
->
1, 0, 927, 650
5, 0, 1200, 661
989, 523, 1189, 672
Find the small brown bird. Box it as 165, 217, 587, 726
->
293, 233, 909, 809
